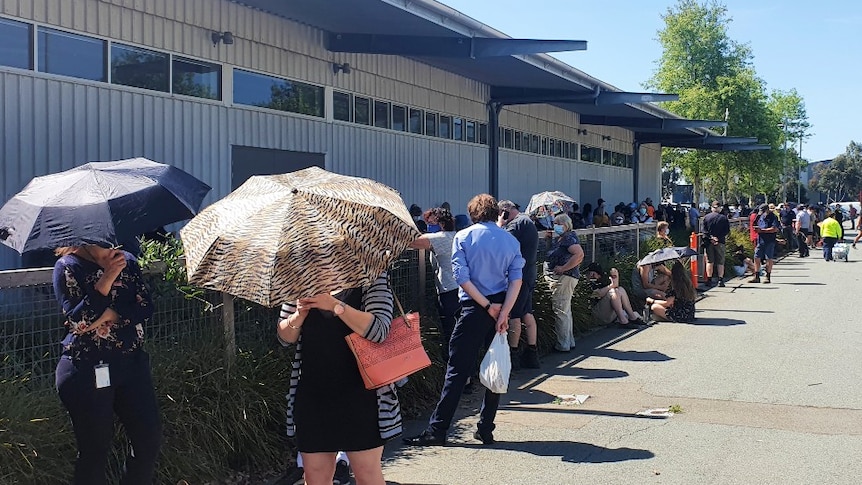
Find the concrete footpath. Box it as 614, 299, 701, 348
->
381, 235, 862, 485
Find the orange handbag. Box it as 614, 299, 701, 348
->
345, 293, 432, 390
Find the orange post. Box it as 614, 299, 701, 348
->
689, 232, 699, 288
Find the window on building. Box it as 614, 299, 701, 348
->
479, 123, 488, 145
353, 96, 371, 125
333, 91, 351, 121
374, 100, 391, 129
465, 121, 476, 143
531, 135, 539, 153
409, 108, 423, 134
111, 43, 169, 92
172, 56, 220, 99
555, 140, 563, 158
425, 112, 437, 137
562, 142, 570, 159
514, 131, 522, 151
0, 17, 31, 70
37, 27, 105, 82
453, 118, 464, 140
581, 145, 601, 163
392, 105, 407, 131
439, 115, 452, 139
541, 137, 548, 156
233, 69, 324, 117
503, 128, 513, 149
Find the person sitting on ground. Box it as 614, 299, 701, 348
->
631, 260, 670, 302
732, 247, 756, 277
586, 262, 644, 328
646, 261, 697, 323
655, 221, 674, 248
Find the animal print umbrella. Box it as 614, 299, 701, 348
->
180, 167, 421, 307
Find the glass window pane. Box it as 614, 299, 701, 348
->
392, 105, 407, 131
111, 43, 168, 92
37, 27, 105, 81
374, 100, 391, 129
479, 123, 488, 145
439, 115, 452, 139
503, 128, 513, 149
425, 112, 437, 137
514, 132, 522, 151
466, 121, 476, 143
354, 96, 371, 125
0, 18, 31, 69
581, 145, 601, 163
333, 91, 351, 121
531, 135, 539, 153
172, 56, 220, 99
563, 142, 570, 159
233, 69, 324, 117
541, 137, 548, 155
453, 118, 464, 140
409, 108, 423, 134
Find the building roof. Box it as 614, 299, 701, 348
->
231, 0, 763, 150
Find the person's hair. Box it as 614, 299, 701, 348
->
657, 221, 669, 233
436, 207, 455, 231
409, 204, 422, 217
582, 203, 592, 217
671, 261, 696, 301
554, 213, 573, 232
467, 194, 499, 223
422, 208, 436, 223
54, 247, 77, 257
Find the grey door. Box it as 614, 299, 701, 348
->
231, 146, 325, 190
579, 179, 602, 209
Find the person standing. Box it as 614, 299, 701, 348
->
404, 194, 524, 447
750, 204, 780, 283
702, 201, 731, 287
497, 200, 541, 369
544, 214, 585, 352
779, 203, 797, 252
818, 210, 843, 261
795, 204, 811, 257
52, 244, 161, 485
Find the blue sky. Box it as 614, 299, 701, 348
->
441, 0, 860, 162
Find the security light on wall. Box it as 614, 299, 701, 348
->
602, 135, 612, 141
211, 31, 234, 46
333, 62, 351, 74
577, 128, 587, 135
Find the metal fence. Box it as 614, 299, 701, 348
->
0, 223, 656, 386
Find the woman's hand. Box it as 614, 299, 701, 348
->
609, 269, 619, 288
297, 293, 339, 311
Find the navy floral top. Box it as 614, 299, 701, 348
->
52, 252, 153, 360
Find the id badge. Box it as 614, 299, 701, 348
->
95, 363, 111, 389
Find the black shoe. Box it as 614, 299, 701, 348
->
510, 348, 521, 372
463, 379, 476, 394
521, 347, 541, 369
717, 278, 725, 287
403, 431, 446, 447
333, 459, 352, 485
473, 430, 496, 445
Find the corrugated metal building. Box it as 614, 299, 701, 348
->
0, 0, 692, 269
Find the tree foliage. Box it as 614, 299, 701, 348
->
649, 0, 810, 205
810, 141, 862, 202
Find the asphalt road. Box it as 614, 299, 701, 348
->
382, 236, 862, 485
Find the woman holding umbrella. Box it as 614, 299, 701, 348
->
277, 275, 396, 485
646, 261, 697, 323
52, 244, 161, 485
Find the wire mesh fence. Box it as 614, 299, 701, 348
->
0, 224, 655, 388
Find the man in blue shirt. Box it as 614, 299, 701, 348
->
404, 193, 524, 447
750, 204, 780, 284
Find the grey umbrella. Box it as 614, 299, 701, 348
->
637, 246, 698, 266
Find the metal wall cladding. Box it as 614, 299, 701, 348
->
498, 151, 634, 209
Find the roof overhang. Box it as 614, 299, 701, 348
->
230, 0, 766, 152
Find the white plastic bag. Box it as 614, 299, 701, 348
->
479, 332, 511, 394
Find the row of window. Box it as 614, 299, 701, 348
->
333, 91, 487, 144
0, 16, 632, 167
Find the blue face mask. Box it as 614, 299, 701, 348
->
639, 208, 647, 215
426, 224, 441, 233
553, 224, 565, 235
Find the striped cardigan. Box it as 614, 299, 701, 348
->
278, 273, 403, 441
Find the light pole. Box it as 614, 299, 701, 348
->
797, 137, 803, 203
778, 122, 788, 203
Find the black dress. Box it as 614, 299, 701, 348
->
293, 288, 385, 452
666, 289, 696, 323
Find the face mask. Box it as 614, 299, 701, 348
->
639, 208, 647, 215
427, 224, 441, 233
553, 224, 565, 235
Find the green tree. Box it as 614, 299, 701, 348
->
810, 141, 862, 202
648, 0, 784, 205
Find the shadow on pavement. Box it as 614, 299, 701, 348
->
696, 308, 773, 314
682, 317, 745, 326
449, 440, 654, 463
778, 281, 826, 286
586, 348, 674, 362
547, 365, 630, 379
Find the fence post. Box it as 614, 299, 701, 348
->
635, 224, 640, 256
222, 292, 235, 370
591, 228, 597, 263
417, 248, 426, 315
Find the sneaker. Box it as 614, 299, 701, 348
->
520, 347, 541, 369
473, 430, 496, 445
276, 466, 304, 485
402, 430, 447, 447
333, 459, 352, 485
717, 278, 725, 287
748, 275, 761, 283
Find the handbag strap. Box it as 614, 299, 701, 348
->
386, 279, 411, 328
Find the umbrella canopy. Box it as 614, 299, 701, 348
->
0, 158, 211, 253
180, 167, 421, 307
525, 191, 576, 218
637, 246, 698, 266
